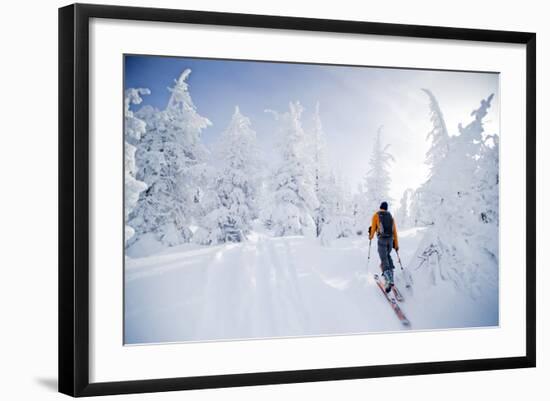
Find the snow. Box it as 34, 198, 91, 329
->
125, 227, 498, 345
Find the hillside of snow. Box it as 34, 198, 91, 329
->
123, 66, 499, 345
124, 227, 498, 345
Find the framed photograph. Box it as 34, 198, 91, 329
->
59, 3, 536, 397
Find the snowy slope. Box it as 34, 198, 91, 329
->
125, 227, 498, 345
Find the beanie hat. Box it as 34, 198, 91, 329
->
380, 201, 388, 210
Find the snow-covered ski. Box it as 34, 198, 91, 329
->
374, 274, 410, 326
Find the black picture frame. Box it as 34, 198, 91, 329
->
59, 3, 536, 397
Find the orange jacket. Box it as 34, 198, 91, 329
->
369, 210, 399, 250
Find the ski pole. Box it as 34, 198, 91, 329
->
396, 250, 413, 288
366, 239, 372, 274
396, 250, 404, 270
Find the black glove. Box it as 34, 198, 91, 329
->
368, 226, 372, 236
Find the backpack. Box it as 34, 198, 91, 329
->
377, 211, 393, 239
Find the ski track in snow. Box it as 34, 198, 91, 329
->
124, 228, 498, 345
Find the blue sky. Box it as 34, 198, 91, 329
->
125, 54, 499, 204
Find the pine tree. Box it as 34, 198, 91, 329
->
124, 88, 150, 244
129, 69, 211, 248
265, 102, 319, 237
476, 134, 499, 225
473, 134, 499, 261
408, 189, 428, 227
352, 183, 366, 235
394, 188, 414, 229
309, 102, 331, 237
410, 89, 451, 226
412, 91, 497, 296
359, 126, 395, 233
423, 88, 450, 171
194, 106, 260, 244
320, 172, 355, 245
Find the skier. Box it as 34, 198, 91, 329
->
369, 201, 399, 293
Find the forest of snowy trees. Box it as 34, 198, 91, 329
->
125, 69, 499, 297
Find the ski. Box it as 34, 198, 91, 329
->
374, 274, 410, 326
392, 285, 404, 302
377, 264, 405, 301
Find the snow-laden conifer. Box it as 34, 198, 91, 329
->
129, 70, 211, 249
358, 126, 394, 233
409, 89, 450, 226
320, 173, 355, 245
412, 91, 497, 297
265, 102, 319, 237
309, 102, 332, 237
194, 106, 260, 244
394, 188, 414, 230
124, 88, 150, 244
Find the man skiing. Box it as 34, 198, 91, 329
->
369, 201, 399, 293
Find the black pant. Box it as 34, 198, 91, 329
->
377, 236, 395, 273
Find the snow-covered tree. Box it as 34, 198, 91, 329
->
351, 184, 365, 235
473, 134, 499, 261
129, 69, 212, 249
320, 172, 355, 245
408, 189, 428, 227
309, 102, 331, 237
423, 88, 450, 171
194, 106, 260, 245
409, 89, 451, 227
412, 91, 497, 297
265, 102, 319, 237
358, 126, 395, 233
124, 88, 150, 244
394, 188, 414, 229
476, 134, 499, 225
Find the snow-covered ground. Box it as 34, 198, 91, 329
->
124, 227, 498, 345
